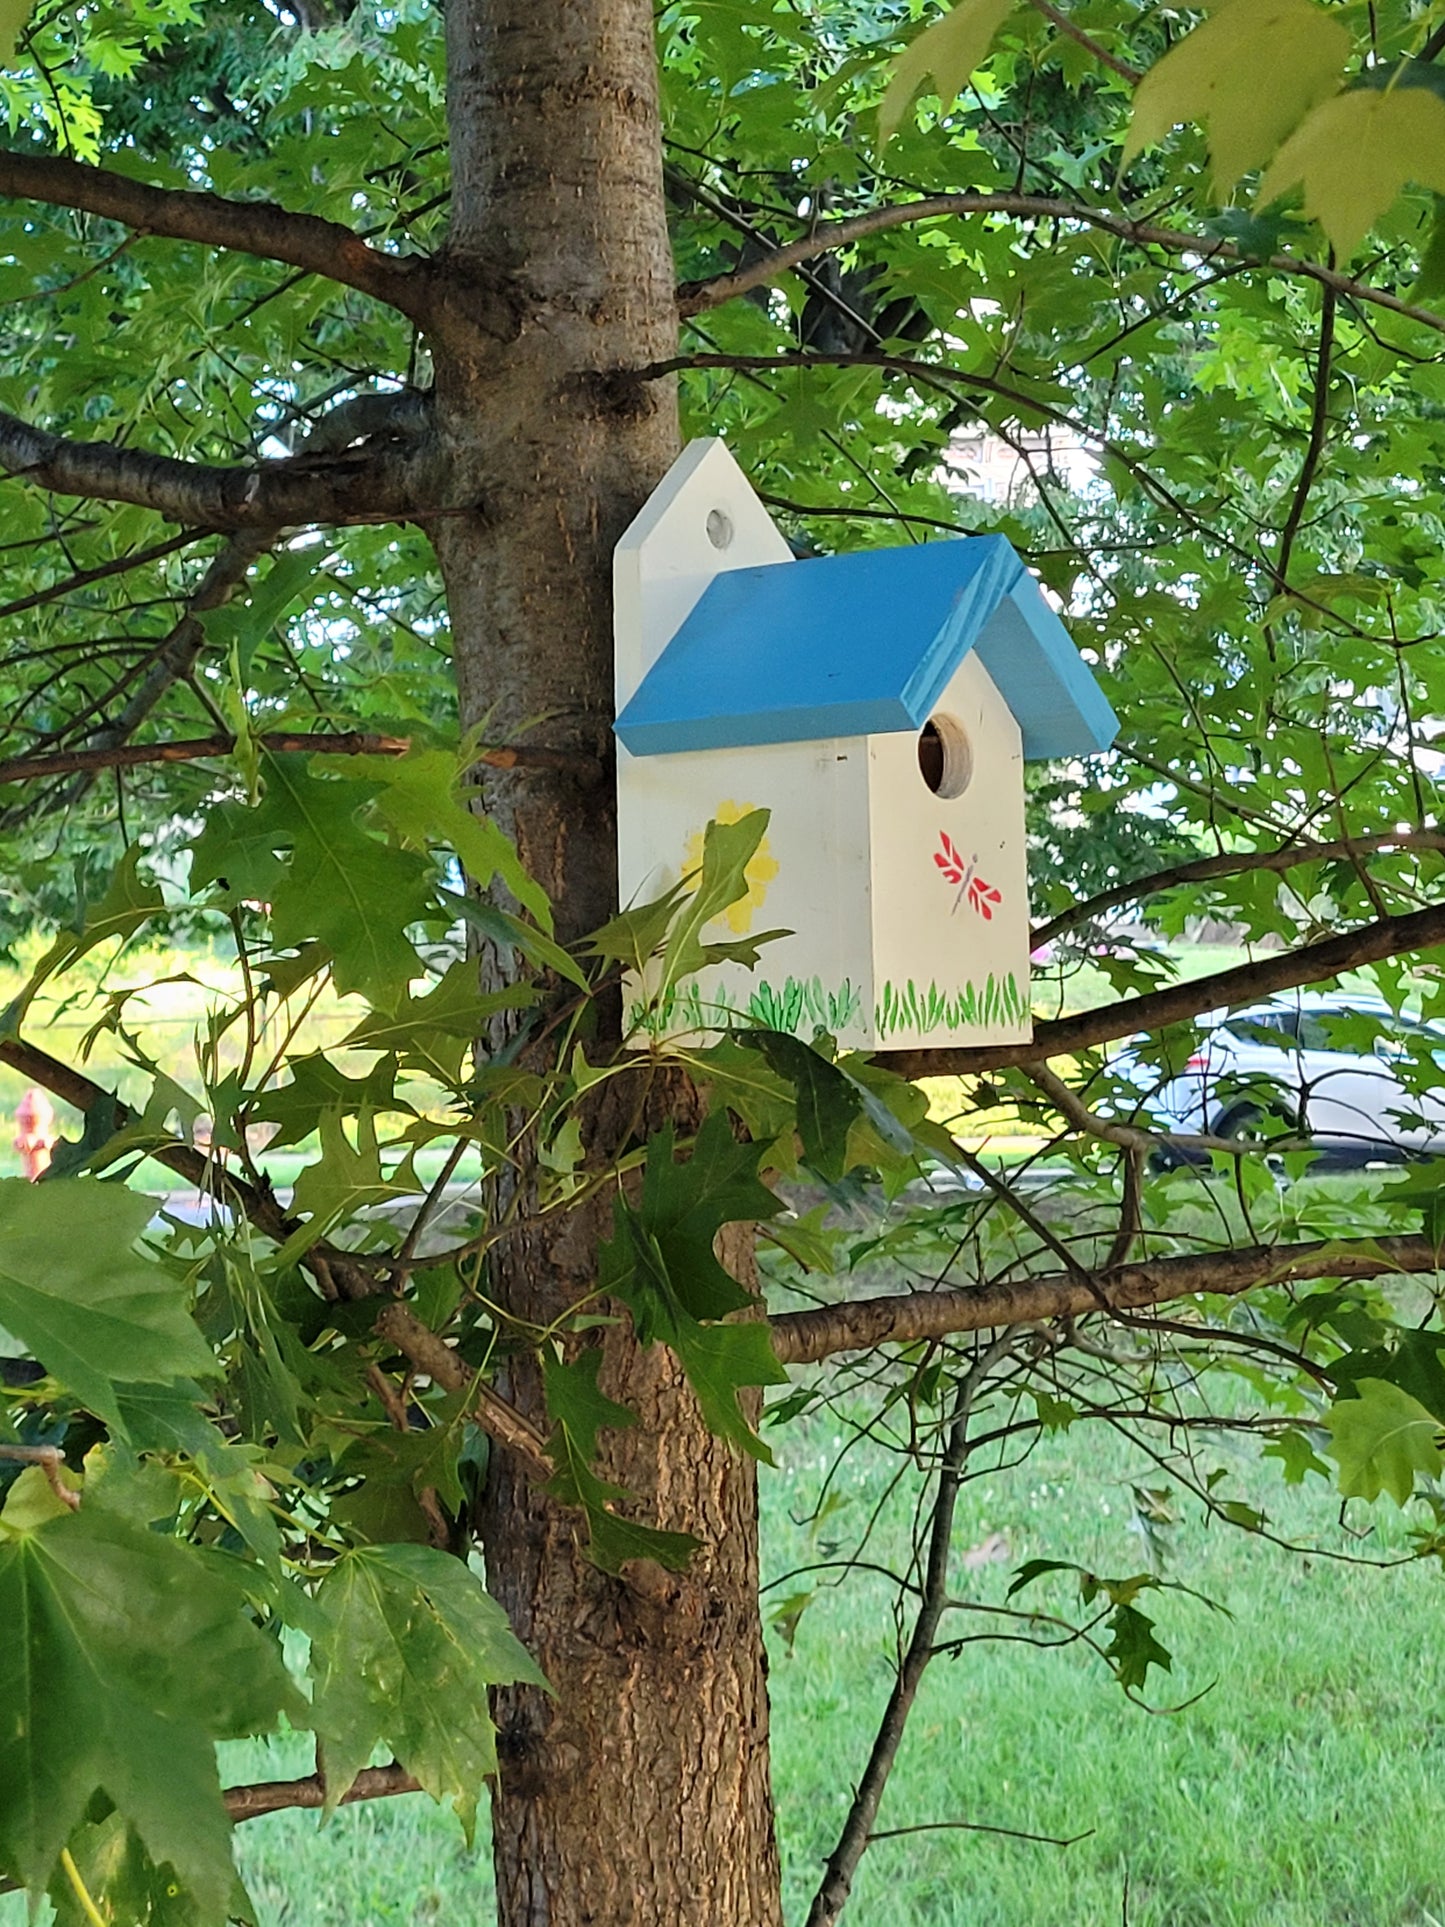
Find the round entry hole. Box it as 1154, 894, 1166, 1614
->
918, 715, 973, 799
706, 508, 734, 550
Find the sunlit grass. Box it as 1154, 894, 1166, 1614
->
6, 1375, 1445, 1925
208, 1413, 1445, 1925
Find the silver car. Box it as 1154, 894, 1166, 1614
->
1142, 992, 1445, 1164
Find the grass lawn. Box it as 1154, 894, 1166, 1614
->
7, 941, 1445, 1921
11, 1403, 1429, 1927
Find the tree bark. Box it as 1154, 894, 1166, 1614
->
430, 3, 784, 1921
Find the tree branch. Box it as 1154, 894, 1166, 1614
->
1031, 828, 1445, 947
675, 194, 1445, 342
0, 409, 450, 530
0, 734, 602, 786
769, 1234, 1443, 1366
878, 895, 1445, 1078
373, 1302, 556, 1479
1026, 0, 1143, 82
636, 352, 1276, 585
1275, 277, 1337, 592
0, 1035, 551, 1473
1020, 1059, 1288, 1161
805, 1339, 1014, 1926
0, 528, 204, 621
0, 730, 414, 786
223, 1763, 422, 1821
0, 1030, 383, 1299
0, 150, 432, 318
0, 1766, 427, 1891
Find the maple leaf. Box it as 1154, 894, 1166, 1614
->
310, 1544, 545, 1835
1124, 0, 1351, 197
0, 1178, 216, 1432
0, 1507, 299, 1913
1258, 85, 1445, 259
1322, 1378, 1445, 1505
600, 1114, 787, 1458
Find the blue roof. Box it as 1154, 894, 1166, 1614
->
614, 534, 1118, 760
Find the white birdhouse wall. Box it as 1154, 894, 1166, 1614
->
616, 734, 875, 1045
615, 653, 1031, 1051
608, 436, 1113, 1052
866, 652, 1030, 1046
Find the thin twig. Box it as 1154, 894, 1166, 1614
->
1274, 278, 1337, 593
1032, 827, 1445, 947
0, 528, 205, 621
1026, 0, 1143, 81
805, 1335, 1017, 1927
868, 1816, 1094, 1848
0, 730, 408, 785
0, 1442, 80, 1509
676, 193, 1445, 342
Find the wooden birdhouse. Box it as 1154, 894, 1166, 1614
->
613, 440, 1118, 1050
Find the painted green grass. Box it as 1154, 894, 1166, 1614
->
9, 1405, 1445, 1925
874, 971, 1028, 1040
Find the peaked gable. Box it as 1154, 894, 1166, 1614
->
613, 532, 1117, 760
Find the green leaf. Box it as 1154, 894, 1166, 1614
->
49, 1812, 252, 1927
737, 1029, 861, 1182
199, 544, 322, 682
661, 810, 774, 988
1123, 0, 1349, 195
189, 754, 434, 1002
585, 882, 689, 972
1258, 85, 1445, 259
600, 1115, 787, 1459
1262, 1427, 1331, 1485
761, 1204, 840, 1275
251, 1053, 408, 1149
111, 1381, 283, 1564
1104, 1602, 1173, 1692
2, 847, 163, 1033
310, 1544, 546, 1834
449, 892, 589, 992
0, 0, 37, 67
286, 1108, 413, 1254
1415, 194, 1445, 301
601, 1114, 781, 1326
878, 0, 1017, 148
1322, 1378, 1445, 1505
543, 1347, 637, 1463
669, 1317, 789, 1461
353, 746, 555, 933
0, 1179, 215, 1432
540, 1348, 700, 1570
0, 1507, 298, 1912
342, 961, 534, 1082
0, 1465, 77, 1534
547, 1436, 699, 1574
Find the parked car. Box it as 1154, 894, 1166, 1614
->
1139, 991, 1445, 1165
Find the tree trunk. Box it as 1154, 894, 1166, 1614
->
430, 3, 785, 1921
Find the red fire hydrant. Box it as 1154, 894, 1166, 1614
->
14, 1087, 55, 1181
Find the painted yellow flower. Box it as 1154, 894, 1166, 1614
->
682, 799, 780, 934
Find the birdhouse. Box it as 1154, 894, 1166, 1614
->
613, 440, 1118, 1051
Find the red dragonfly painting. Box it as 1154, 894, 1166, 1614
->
934, 831, 1003, 920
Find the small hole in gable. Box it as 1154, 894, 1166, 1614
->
706, 508, 733, 550
918, 715, 973, 799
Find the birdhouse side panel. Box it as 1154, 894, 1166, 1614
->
616, 739, 874, 1046
866, 655, 1031, 1048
